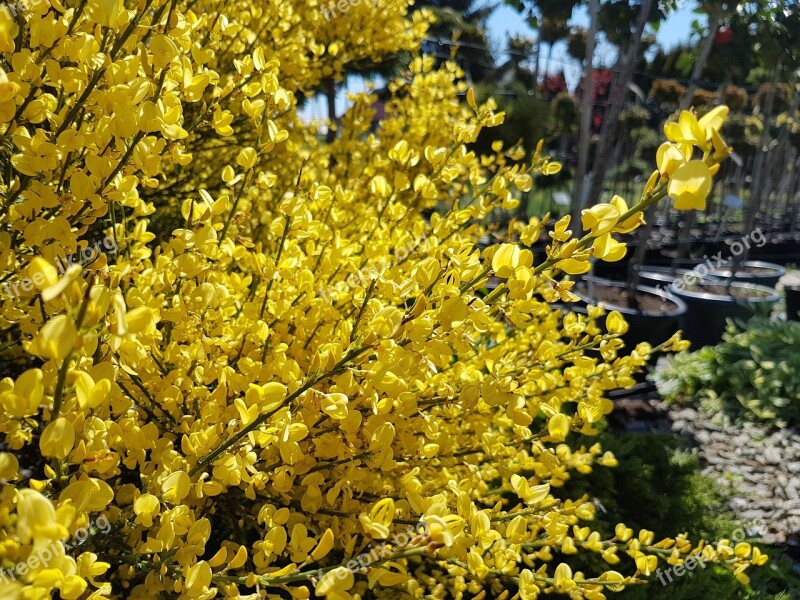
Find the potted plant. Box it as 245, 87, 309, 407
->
709, 259, 786, 288
782, 272, 800, 321
576, 275, 688, 349
632, 264, 724, 290
668, 278, 779, 347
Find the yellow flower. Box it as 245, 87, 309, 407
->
606, 311, 629, 335
320, 392, 349, 420
88, 0, 122, 27
664, 110, 706, 147
550, 215, 572, 242
16, 488, 64, 543
517, 217, 542, 245
492, 244, 532, 278
609, 195, 642, 233
511, 475, 551, 505
184, 561, 214, 596
0, 368, 44, 417
698, 105, 729, 140
581, 203, 620, 237
162, 471, 191, 503
554, 562, 575, 591
133, 493, 161, 527
315, 567, 355, 598
668, 160, 713, 210
664, 106, 729, 151
0, 452, 19, 480
40, 417, 76, 459
656, 142, 689, 176
29, 315, 77, 362
592, 233, 627, 262
236, 147, 258, 170
547, 413, 571, 442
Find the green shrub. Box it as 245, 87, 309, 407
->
654, 318, 800, 425
562, 432, 800, 600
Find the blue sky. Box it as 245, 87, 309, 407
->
488, 3, 699, 52
302, 2, 705, 121
486, 2, 702, 88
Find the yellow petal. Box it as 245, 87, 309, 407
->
656, 143, 686, 176
548, 413, 571, 441
492, 244, 520, 278
310, 528, 335, 561
0, 453, 19, 480
228, 545, 248, 569
162, 471, 191, 503
606, 311, 629, 335
321, 392, 348, 420
554, 562, 574, 588
27, 257, 59, 290
134, 493, 160, 518
668, 160, 713, 211
581, 203, 620, 236
316, 567, 354, 596
31, 315, 77, 361
698, 105, 729, 139
40, 417, 75, 459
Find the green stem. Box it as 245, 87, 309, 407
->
50, 276, 94, 419
218, 170, 253, 247
50, 353, 73, 419
190, 344, 372, 475
214, 546, 430, 587
350, 278, 376, 344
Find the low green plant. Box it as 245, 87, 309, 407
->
563, 432, 800, 600
654, 318, 800, 425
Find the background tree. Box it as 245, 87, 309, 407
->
504, 0, 582, 84
573, 0, 599, 228
416, 0, 496, 83
582, 0, 660, 218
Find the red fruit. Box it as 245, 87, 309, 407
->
715, 27, 733, 46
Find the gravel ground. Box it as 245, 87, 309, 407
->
611, 387, 799, 546
664, 402, 800, 546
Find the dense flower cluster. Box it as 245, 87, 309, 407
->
0, 0, 763, 598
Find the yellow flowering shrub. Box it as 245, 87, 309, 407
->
0, 0, 765, 598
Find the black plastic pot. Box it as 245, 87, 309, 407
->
709, 260, 786, 289
669, 280, 779, 348
786, 286, 800, 322
576, 279, 688, 350
634, 265, 724, 291
748, 237, 800, 265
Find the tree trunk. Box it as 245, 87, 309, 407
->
584, 0, 654, 214
571, 0, 599, 232
725, 63, 783, 291
544, 43, 554, 80
680, 11, 721, 111
325, 78, 337, 144
671, 10, 723, 269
